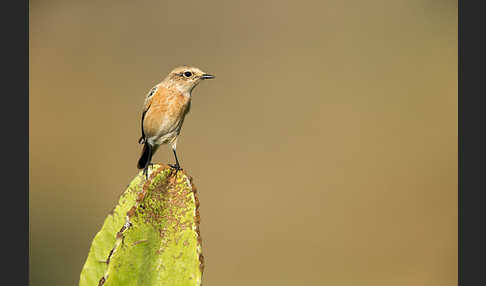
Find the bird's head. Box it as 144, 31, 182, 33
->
162, 66, 215, 94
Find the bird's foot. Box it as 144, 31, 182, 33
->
143, 163, 154, 180
143, 167, 149, 180
168, 163, 183, 177
142, 164, 156, 180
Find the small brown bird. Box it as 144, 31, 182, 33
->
137, 66, 215, 178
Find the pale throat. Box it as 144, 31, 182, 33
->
181, 89, 192, 98
174, 82, 196, 97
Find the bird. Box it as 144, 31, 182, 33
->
137, 66, 215, 179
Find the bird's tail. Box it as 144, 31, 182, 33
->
137, 143, 152, 170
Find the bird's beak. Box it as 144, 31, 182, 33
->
201, 74, 215, 80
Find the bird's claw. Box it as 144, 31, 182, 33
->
143, 167, 149, 180
168, 164, 182, 177
168, 164, 182, 171
143, 164, 154, 180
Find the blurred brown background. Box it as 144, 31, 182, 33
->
30, 0, 457, 285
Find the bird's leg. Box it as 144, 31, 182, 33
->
142, 144, 155, 180
143, 165, 149, 180
145, 163, 155, 179
143, 162, 154, 180
169, 147, 182, 177
169, 148, 182, 170
143, 159, 153, 181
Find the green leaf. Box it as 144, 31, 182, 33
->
79, 165, 203, 286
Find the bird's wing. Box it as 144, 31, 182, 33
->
138, 85, 159, 144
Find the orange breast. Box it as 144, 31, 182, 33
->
143, 87, 190, 139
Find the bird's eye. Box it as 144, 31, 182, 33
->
183, 71, 192, 77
